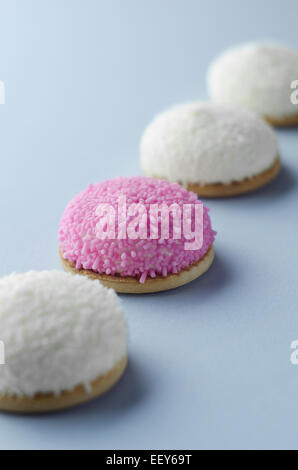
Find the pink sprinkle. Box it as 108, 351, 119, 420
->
92, 257, 100, 271
75, 259, 82, 270
139, 271, 148, 284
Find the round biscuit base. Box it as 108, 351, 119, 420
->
0, 356, 127, 413
185, 156, 280, 198
59, 245, 215, 294
265, 113, 298, 127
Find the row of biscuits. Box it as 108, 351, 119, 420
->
0, 42, 296, 412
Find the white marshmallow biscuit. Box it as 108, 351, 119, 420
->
140, 102, 278, 188
0, 271, 127, 410
208, 43, 298, 124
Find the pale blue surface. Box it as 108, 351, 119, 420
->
0, 0, 298, 450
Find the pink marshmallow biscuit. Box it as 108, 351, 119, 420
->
59, 177, 216, 283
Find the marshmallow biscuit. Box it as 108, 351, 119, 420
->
59, 177, 216, 293
140, 102, 280, 197
208, 43, 298, 126
0, 271, 127, 412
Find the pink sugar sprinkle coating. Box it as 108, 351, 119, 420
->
59, 177, 216, 283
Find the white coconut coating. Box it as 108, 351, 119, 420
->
208, 43, 298, 119
140, 102, 278, 185
0, 271, 127, 397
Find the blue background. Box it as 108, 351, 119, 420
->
0, 0, 298, 450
